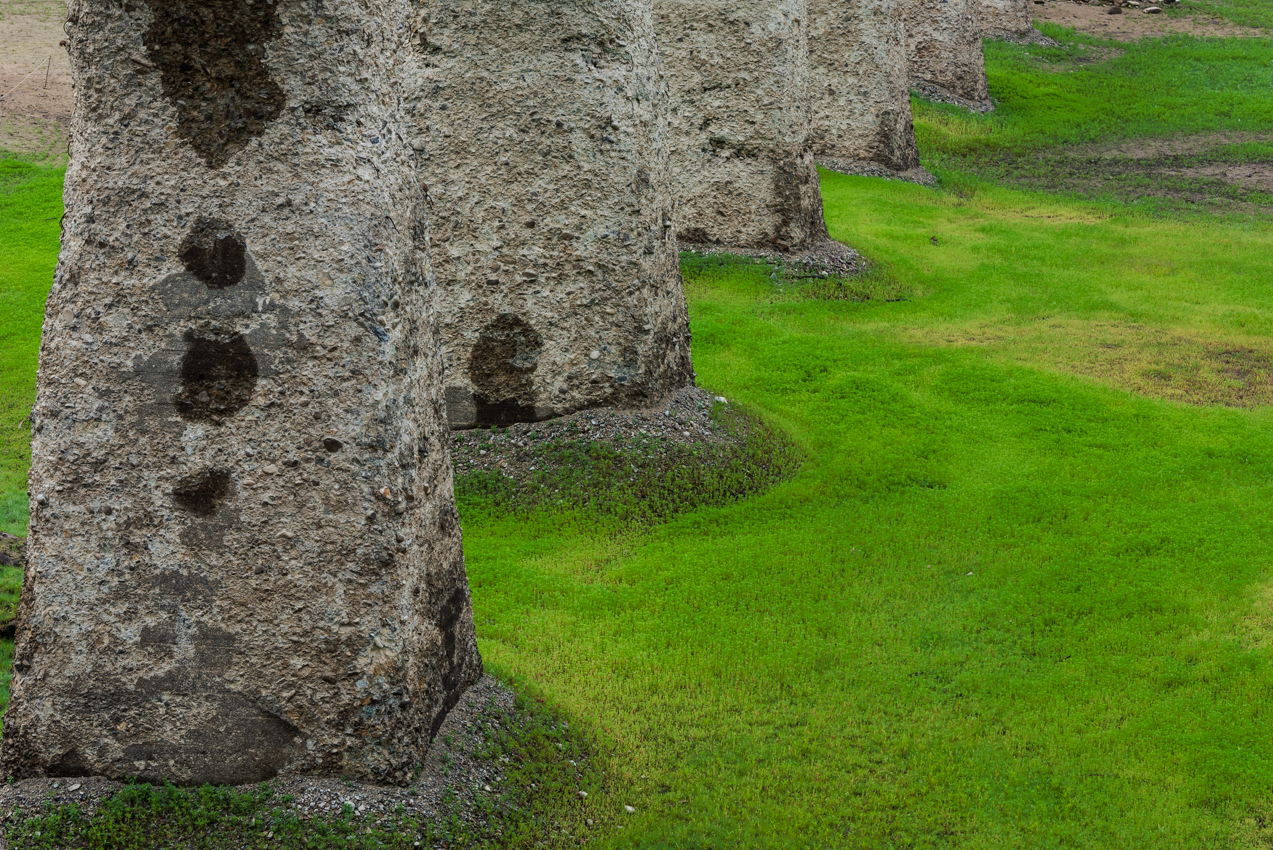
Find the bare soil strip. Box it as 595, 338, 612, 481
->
1031, 0, 1266, 41
0, 1, 72, 159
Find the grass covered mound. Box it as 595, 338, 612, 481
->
454, 389, 801, 528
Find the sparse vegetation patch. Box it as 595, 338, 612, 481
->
1, 678, 609, 850
453, 387, 802, 527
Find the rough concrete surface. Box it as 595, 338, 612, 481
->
904, 0, 991, 110
980, 0, 1034, 39
408, 0, 694, 430
656, 0, 828, 251
808, 0, 921, 177
0, 0, 481, 787
0, 676, 521, 842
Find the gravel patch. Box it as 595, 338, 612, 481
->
451, 386, 730, 481
680, 238, 865, 277
910, 79, 996, 114
0, 676, 526, 843
817, 157, 939, 187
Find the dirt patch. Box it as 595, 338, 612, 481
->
951, 132, 1273, 214
1031, 0, 1266, 41
0, 533, 21, 568
1161, 162, 1273, 193
911, 321, 1273, 407
0, 1, 72, 160
1072, 132, 1273, 160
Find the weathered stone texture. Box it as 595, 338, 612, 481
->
655, 0, 828, 250
808, 0, 919, 174
1, 0, 481, 786
903, 0, 990, 108
408, 0, 694, 430
980, 0, 1034, 39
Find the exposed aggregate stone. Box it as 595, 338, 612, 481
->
1, 0, 481, 788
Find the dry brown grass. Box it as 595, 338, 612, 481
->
905, 319, 1273, 407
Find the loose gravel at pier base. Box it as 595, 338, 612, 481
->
0, 677, 536, 840
450, 386, 734, 484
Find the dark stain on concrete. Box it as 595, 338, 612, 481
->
875, 110, 920, 172
467, 314, 543, 427
143, 0, 286, 169
47, 749, 91, 778
172, 470, 232, 517
119, 625, 302, 784
180, 219, 248, 289
428, 585, 469, 741
770, 154, 828, 250
174, 332, 259, 422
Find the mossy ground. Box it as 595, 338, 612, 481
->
2, 20, 1273, 850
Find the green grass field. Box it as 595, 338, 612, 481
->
3, 22, 1273, 850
